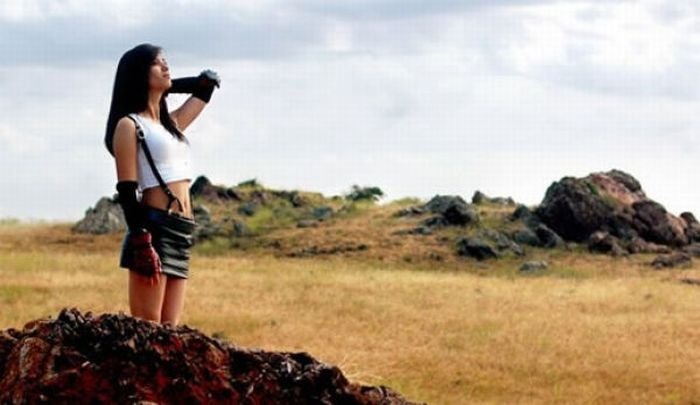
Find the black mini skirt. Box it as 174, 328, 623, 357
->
120, 207, 196, 279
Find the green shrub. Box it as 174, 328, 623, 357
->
345, 185, 384, 202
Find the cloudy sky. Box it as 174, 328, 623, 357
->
2, 0, 700, 220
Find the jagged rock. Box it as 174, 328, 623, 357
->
0, 308, 419, 404
394, 206, 426, 217
512, 228, 541, 247
510, 204, 538, 225
626, 237, 671, 254
651, 252, 692, 269
271, 190, 308, 207
190, 175, 213, 197
536, 170, 689, 247
73, 196, 126, 234
190, 176, 239, 201
456, 237, 499, 260
631, 200, 687, 247
588, 231, 627, 256
535, 224, 565, 248
424, 196, 479, 226
520, 261, 548, 272
471, 191, 515, 206
681, 212, 700, 242
478, 229, 524, 256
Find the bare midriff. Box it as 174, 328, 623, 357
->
142, 179, 193, 218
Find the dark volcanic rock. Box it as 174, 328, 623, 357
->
681, 212, 700, 242
190, 175, 240, 201
535, 224, 565, 248
456, 237, 499, 260
651, 252, 692, 269
73, 196, 126, 234
536, 170, 689, 247
535, 176, 614, 242
627, 237, 671, 255
471, 191, 515, 206
588, 231, 626, 256
424, 195, 479, 226
478, 229, 524, 257
512, 228, 541, 247
0, 308, 419, 404
631, 200, 687, 247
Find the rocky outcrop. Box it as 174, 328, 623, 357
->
190, 175, 241, 201
424, 195, 479, 226
0, 308, 419, 404
72, 196, 126, 234
536, 170, 690, 247
471, 191, 515, 206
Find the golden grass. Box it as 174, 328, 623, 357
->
3, 222, 700, 403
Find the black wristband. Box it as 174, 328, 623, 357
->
168, 77, 199, 94
116, 181, 146, 232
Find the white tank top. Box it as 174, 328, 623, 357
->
129, 114, 192, 191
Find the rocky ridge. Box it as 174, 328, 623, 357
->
0, 308, 419, 404
73, 170, 700, 266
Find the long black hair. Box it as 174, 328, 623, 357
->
104, 43, 184, 156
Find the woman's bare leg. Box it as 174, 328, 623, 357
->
128, 271, 167, 322
160, 277, 187, 325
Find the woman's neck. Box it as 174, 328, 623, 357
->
143, 90, 163, 120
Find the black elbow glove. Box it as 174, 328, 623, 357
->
168, 69, 221, 103
116, 181, 146, 233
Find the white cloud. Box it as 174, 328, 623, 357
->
3, 0, 700, 220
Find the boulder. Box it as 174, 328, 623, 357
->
535, 224, 565, 248
520, 261, 548, 272
424, 196, 479, 226
587, 231, 626, 256
478, 229, 524, 256
190, 176, 240, 201
510, 204, 539, 226
511, 228, 541, 247
536, 170, 689, 247
456, 237, 499, 260
651, 252, 692, 269
0, 308, 418, 404
471, 191, 515, 206
394, 206, 426, 217
627, 237, 671, 255
631, 200, 687, 247
73, 196, 125, 234
681, 212, 700, 242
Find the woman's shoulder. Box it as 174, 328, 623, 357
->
113, 116, 138, 142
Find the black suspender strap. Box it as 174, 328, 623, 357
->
127, 114, 185, 215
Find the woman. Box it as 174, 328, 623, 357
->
104, 43, 219, 325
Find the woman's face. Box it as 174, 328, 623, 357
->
148, 53, 171, 92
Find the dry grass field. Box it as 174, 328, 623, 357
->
3, 213, 700, 404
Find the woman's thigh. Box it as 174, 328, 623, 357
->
128, 271, 167, 322
161, 277, 187, 325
